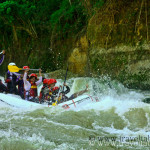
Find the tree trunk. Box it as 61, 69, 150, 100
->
12, 25, 18, 44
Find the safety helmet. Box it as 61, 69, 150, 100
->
9, 62, 16, 66
48, 79, 57, 85
23, 66, 30, 69
30, 73, 37, 78
43, 79, 49, 84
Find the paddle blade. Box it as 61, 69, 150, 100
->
8, 65, 22, 72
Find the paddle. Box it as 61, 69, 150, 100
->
62, 63, 69, 91
0, 50, 5, 54
8, 65, 39, 72
52, 86, 62, 106
52, 64, 69, 106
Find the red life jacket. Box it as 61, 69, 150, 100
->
30, 82, 37, 97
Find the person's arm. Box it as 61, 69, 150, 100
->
12, 72, 21, 77
62, 83, 70, 94
23, 71, 30, 90
36, 69, 42, 85
64, 85, 70, 94
36, 76, 42, 85
0, 51, 5, 65
39, 68, 42, 77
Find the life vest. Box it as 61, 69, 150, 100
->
30, 82, 37, 97
24, 82, 37, 100
39, 85, 53, 102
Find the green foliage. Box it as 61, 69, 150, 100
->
50, 0, 87, 38
0, 0, 106, 74
92, 0, 105, 8
0, 1, 35, 24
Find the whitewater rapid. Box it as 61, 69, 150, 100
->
0, 76, 150, 150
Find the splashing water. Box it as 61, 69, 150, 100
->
0, 76, 149, 150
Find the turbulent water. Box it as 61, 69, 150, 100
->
0, 76, 150, 150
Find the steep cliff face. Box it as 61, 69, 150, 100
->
87, 0, 149, 48
89, 44, 150, 89
68, 0, 150, 89
68, 36, 90, 76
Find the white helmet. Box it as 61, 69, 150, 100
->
9, 62, 16, 66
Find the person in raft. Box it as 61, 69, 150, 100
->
23, 68, 42, 102
16, 66, 30, 99
39, 78, 51, 103
0, 50, 5, 66
0, 79, 8, 93
5, 62, 20, 94
47, 79, 89, 104
0, 50, 7, 93
16, 74, 24, 99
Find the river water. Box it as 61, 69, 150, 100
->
0, 77, 149, 150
